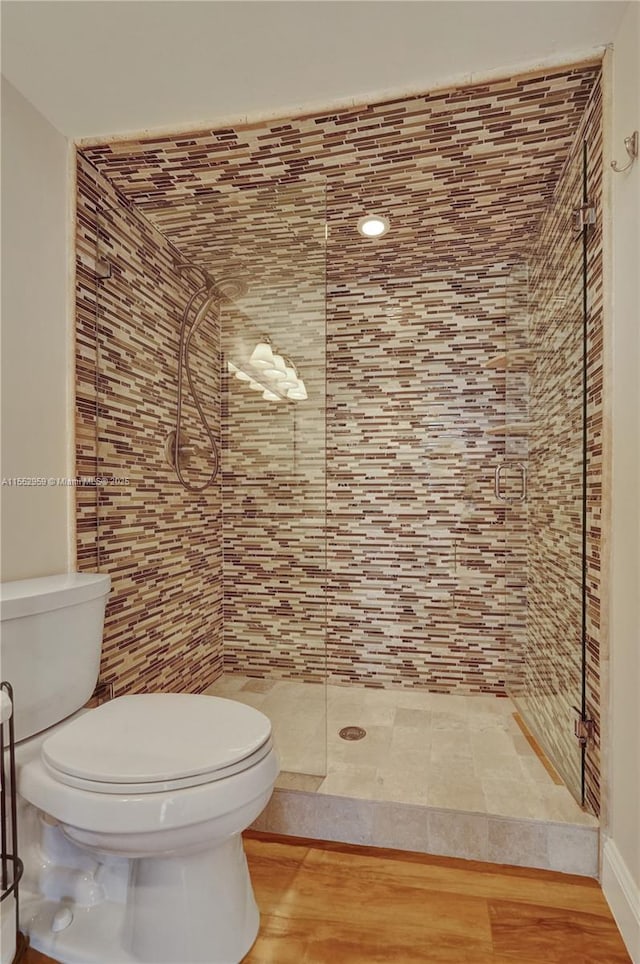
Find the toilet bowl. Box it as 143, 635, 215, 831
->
1, 574, 279, 964
19, 694, 278, 963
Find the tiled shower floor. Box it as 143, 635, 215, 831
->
205, 674, 596, 827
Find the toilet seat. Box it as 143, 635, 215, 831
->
41, 694, 273, 795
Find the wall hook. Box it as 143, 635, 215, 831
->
611, 131, 639, 174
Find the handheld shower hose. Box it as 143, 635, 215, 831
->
172, 284, 221, 493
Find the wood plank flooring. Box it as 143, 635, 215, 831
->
20, 832, 630, 964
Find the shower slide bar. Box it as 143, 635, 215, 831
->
494, 462, 527, 503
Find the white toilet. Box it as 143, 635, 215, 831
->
0, 573, 279, 964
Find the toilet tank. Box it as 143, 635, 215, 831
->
0, 573, 111, 742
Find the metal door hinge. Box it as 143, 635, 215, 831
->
573, 709, 595, 747
573, 203, 596, 234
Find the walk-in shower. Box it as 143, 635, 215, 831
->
79, 60, 603, 865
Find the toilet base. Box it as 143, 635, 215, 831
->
23, 834, 260, 964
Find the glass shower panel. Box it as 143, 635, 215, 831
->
416, 264, 517, 698
500, 263, 531, 694
507, 144, 589, 803
220, 184, 327, 779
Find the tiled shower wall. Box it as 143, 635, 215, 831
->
76, 156, 223, 695
515, 78, 603, 813
221, 262, 327, 682
220, 264, 522, 692
325, 266, 520, 692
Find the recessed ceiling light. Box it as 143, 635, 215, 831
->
357, 215, 390, 238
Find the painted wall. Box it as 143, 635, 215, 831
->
75, 156, 223, 695
1, 1, 626, 139
603, 1, 640, 957
0, 77, 73, 581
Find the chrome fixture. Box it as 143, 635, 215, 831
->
572, 202, 597, 234
573, 707, 595, 748
168, 267, 247, 493
611, 130, 638, 174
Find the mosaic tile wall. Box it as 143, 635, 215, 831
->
220, 230, 327, 681
81, 66, 599, 282
76, 156, 223, 695
325, 265, 522, 691
77, 64, 602, 807
513, 77, 603, 813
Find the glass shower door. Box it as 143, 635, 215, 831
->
220, 184, 328, 780
506, 142, 591, 805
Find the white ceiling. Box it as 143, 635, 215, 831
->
1, 0, 629, 141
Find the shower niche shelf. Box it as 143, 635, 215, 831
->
486, 350, 534, 371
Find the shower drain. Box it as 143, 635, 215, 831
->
339, 726, 367, 741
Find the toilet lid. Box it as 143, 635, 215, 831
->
41, 694, 272, 793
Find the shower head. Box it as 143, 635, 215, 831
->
180, 273, 248, 345
175, 261, 247, 303
212, 275, 248, 303
190, 289, 222, 337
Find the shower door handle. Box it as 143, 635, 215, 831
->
495, 462, 527, 503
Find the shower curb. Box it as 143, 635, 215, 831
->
251, 787, 599, 878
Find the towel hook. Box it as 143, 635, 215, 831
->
611, 131, 639, 174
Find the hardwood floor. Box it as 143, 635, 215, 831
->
20, 832, 631, 963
